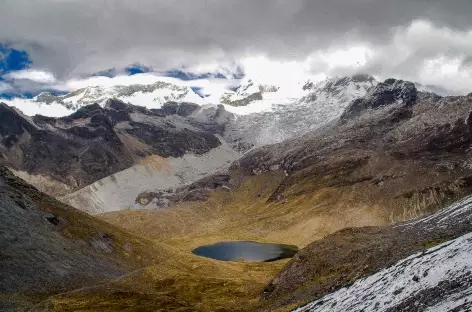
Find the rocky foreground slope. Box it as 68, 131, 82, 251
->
296, 232, 472, 311
0, 166, 167, 310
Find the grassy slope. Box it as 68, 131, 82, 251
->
101, 172, 386, 248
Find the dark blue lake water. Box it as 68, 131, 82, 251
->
192, 241, 298, 262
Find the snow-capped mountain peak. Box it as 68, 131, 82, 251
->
1, 77, 207, 117
219, 78, 280, 107
223, 74, 380, 148
35, 81, 205, 110
303, 74, 377, 100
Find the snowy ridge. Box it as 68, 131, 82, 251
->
227, 75, 378, 147
1, 73, 377, 121
294, 195, 472, 312
219, 78, 280, 108
1, 75, 206, 117
1, 74, 379, 149
1, 98, 75, 117
220, 75, 376, 115
36, 81, 205, 110
295, 232, 472, 312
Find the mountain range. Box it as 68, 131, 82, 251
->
2, 74, 472, 311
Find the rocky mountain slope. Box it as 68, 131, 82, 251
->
0, 166, 167, 310
0, 99, 239, 213
0, 74, 382, 213
144, 78, 472, 219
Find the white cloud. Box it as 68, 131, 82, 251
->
354, 19, 472, 94
3, 0, 472, 79
6, 20, 472, 101
53, 72, 236, 93
317, 46, 374, 70
242, 56, 312, 86
4, 69, 57, 84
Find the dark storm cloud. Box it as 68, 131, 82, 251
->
0, 0, 472, 83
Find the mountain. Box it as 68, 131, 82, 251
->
133, 78, 472, 218
3, 74, 472, 311
4, 74, 379, 149
4, 76, 206, 117
35, 80, 205, 110
0, 100, 239, 213
3, 75, 469, 215
223, 74, 378, 149
0, 74, 380, 214
4, 74, 377, 149
96, 78, 472, 311
220, 78, 280, 107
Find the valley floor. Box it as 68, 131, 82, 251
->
22, 173, 402, 311
42, 173, 472, 312
18, 172, 379, 312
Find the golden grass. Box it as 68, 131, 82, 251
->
38, 198, 169, 266
42, 241, 287, 312
42, 172, 385, 312
35, 171, 425, 311
101, 172, 387, 248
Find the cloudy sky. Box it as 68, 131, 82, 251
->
1, 0, 472, 97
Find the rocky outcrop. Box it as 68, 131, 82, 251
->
220, 79, 278, 107
134, 174, 232, 209
341, 78, 417, 120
